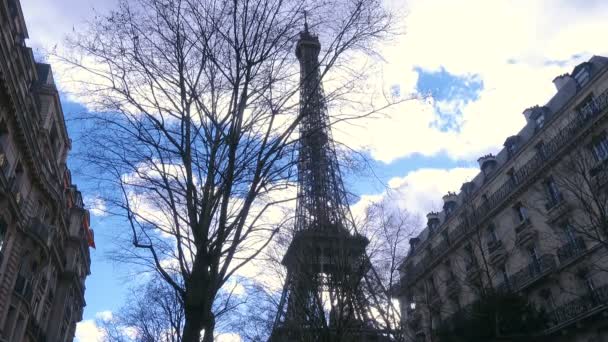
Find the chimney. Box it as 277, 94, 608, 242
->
552, 73, 573, 91
477, 154, 497, 175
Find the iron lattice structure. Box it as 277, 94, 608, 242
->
269, 26, 396, 342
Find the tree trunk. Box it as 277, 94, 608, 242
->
202, 315, 215, 342
182, 307, 204, 342
182, 304, 215, 342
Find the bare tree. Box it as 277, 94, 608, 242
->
58, 0, 396, 340
99, 276, 184, 342
523, 94, 608, 294
359, 198, 419, 297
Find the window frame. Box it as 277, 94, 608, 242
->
545, 177, 562, 205
574, 66, 590, 87
514, 203, 529, 222
590, 134, 608, 162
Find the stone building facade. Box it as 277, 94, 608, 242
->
0, 0, 93, 341
398, 55, 608, 342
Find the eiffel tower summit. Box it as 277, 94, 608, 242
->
269, 20, 397, 342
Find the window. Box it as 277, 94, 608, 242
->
536, 141, 547, 159
428, 220, 439, 233
578, 94, 596, 118
0, 218, 6, 253
529, 245, 540, 273
591, 134, 608, 162
507, 142, 517, 158
427, 277, 437, 295
442, 230, 449, 245
507, 169, 517, 185
563, 222, 577, 245
584, 274, 596, 292
430, 309, 440, 330
541, 289, 556, 309
444, 202, 456, 216
500, 265, 510, 287
488, 224, 498, 243
514, 203, 528, 222
464, 245, 476, 268
545, 177, 562, 206
574, 67, 590, 87
0, 121, 8, 174
535, 114, 545, 130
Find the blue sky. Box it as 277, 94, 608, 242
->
18, 0, 608, 340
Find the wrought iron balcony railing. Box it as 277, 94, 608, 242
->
509, 254, 556, 291
400, 89, 608, 288
547, 284, 608, 328
556, 237, 587, 264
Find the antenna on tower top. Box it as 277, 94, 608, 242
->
303, 10, 309, 33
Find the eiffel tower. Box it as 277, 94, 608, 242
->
269, 21, 396, 342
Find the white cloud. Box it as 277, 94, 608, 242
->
95, 310, 113, 321
21, 0, 117, 50
75, 319, 105, 342
353, 167, 480, 222
333, 0, 608, 163
85, 195, 108, 217
216, 332, 243, 342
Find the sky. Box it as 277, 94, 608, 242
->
17, 0, 608, 340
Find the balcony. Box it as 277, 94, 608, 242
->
514, 219, 536, 247
547, 284, 608, 331
509, 254, 556, 291
487, 240, 506, 265
557, 237, 587, 264
403, 89, 608, 286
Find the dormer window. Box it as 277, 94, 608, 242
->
573, 64, 590, 87
507, 142, 517, 157
535, 113, 545, 130
444, 201, 456, 216
504, 136, 520, 160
